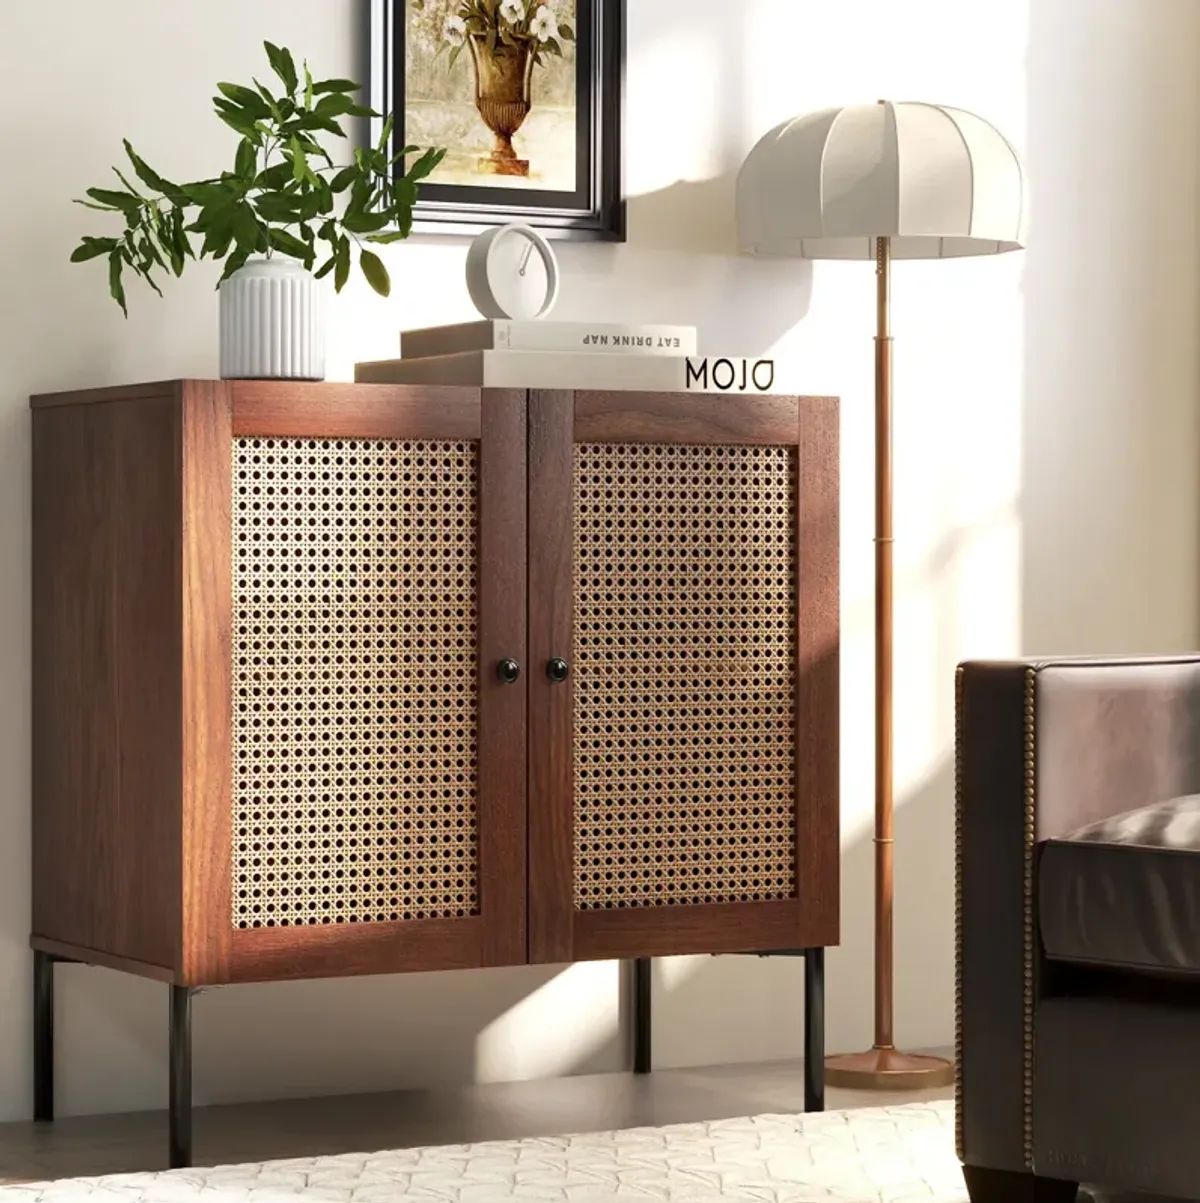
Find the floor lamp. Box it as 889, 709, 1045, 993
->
736, 100, 1026, 1087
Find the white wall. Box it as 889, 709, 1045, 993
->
0, 0, 1197, 1121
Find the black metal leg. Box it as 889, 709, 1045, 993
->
804, 946, 825, 1112
633, 957, 652, 1075
33, 951, 54, 1122
169, 986, 193, 1169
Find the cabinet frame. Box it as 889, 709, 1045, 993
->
31, 380, 837, 985
526, 389, 840, 964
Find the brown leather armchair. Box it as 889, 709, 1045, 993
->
957, 656, 1200, 1203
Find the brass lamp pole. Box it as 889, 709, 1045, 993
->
823, 235, 953, 1089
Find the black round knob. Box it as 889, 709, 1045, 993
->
496, 658, 521, 684
547, 657, 570, 683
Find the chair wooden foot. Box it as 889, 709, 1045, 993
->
963, 1165, 1078, 1203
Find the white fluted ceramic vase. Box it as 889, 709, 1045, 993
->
219, 257, 325, 381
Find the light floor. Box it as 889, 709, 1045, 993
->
0, 1057, 954, 1185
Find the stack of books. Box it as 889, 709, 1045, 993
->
354, 320, 779, 395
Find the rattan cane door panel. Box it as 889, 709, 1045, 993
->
571, 442, 798, 911
528, 390, 840, 964
230, 436, 481, 930
209, 384, 527, 983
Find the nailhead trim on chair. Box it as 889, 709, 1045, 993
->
954, 664, 1038, 1170
1022, 666, 1037, 1171
953, 665, 965, 1162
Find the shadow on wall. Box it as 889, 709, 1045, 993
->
642, 176, 815, 355
552, 174, 814, 357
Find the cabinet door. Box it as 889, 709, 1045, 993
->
527, 389, 839, 963
182, 383, 527, 984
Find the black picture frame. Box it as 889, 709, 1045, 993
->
368, 0, 625, 241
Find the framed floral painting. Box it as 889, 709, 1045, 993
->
369, 0, 625, 240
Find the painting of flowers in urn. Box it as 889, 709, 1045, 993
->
371, 0, 624, 239
429, 0, 573, 181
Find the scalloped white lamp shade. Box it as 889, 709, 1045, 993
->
736, 100, 1026, 260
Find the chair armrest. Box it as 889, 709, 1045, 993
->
955, 655, 1200, 1175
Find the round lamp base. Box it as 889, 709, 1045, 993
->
825, 1047, 955, 1090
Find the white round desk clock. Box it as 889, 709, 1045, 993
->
466, 223, 560, 321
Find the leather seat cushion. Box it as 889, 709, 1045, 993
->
1039, 795, 1200, 978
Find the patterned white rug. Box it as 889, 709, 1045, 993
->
0, 1101, 965, 1203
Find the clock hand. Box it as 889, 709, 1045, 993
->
518, 241, 535, 277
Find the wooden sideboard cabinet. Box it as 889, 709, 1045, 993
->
30, 380, 839, 1166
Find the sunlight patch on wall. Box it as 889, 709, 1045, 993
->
474, 962, 618, 1081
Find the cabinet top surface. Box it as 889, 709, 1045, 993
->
29, 380, 479, 410
30, 379, 837, 411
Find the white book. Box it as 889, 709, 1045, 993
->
356, 350, 785, 395
399, 320, 697, 359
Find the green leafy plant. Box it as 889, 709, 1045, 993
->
72, 41, 446, 314
414, 0, 574, 72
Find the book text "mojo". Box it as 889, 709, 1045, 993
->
685, 358, 776, 392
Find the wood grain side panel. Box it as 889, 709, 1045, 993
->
31, 396, 182, 971
31, 402, 116, 960
180, 382, 234, 985
228, 918, 484, 982
796, 396, 840, 947
574, 392, 801, 445
574, 900, 823, 961
526, 391, 577, 964
477, 390, 528, 967
231, 381, 482, 440
30, 382, 178, 409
